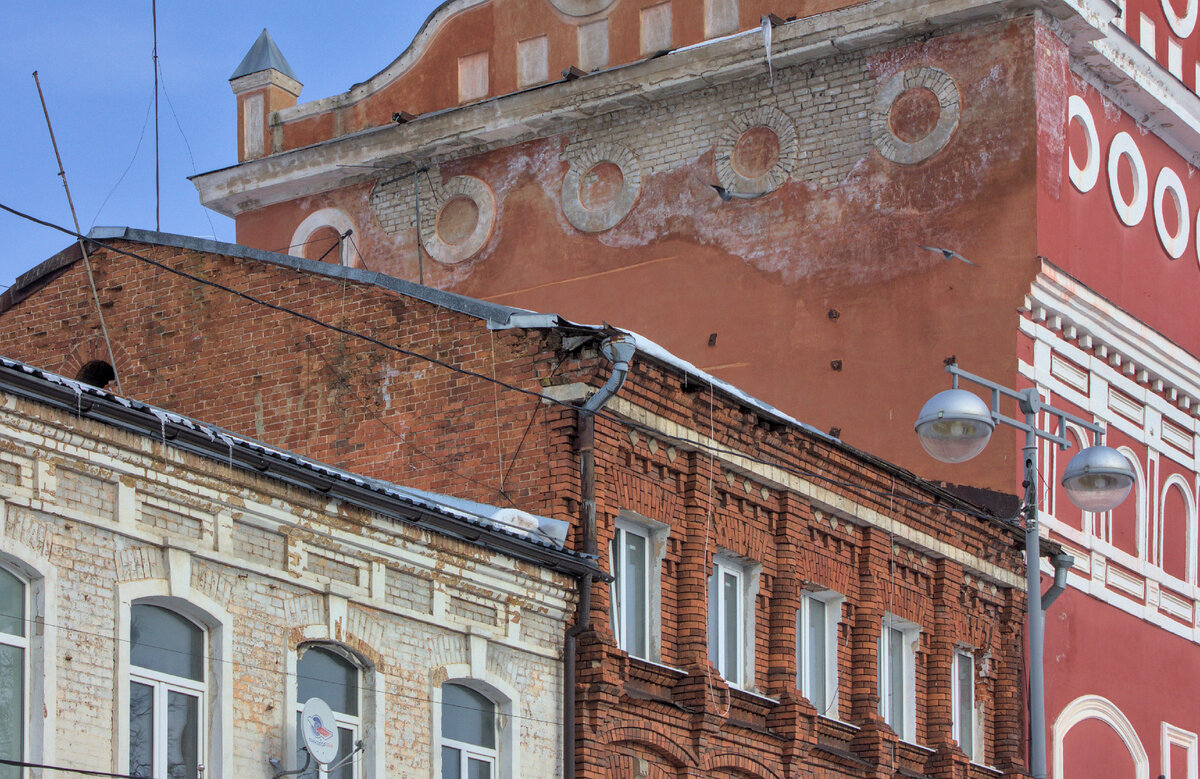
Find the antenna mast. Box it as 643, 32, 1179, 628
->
153, 0, 160, 231
32, 71, 124, 395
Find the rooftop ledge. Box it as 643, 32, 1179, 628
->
192, 0, 1162, 218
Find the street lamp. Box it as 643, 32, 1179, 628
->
914, 365, 1133, 779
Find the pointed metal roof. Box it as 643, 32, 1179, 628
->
230, 28, 298, 81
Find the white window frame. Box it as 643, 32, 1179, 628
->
797, 589, 842, 719
610, 521, 650, 659
294, 644, 362, 779
128, 608, 207, 779
952, 649, 979, 762
609, 515, 668, 661
439, 689, 497, 779
878, 614, 919, 742
0, 564, 28, 771
708, 554, 759, 690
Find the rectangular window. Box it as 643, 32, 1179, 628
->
0, 567, 26, 779
953, 650, 977, 761
708, 557, 746, 687
610, 523, 650, 659
878, 615, 918, 741
797, 591, 842, 718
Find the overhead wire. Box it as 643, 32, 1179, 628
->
0, 202, 1015, 530
155, 62, 220, 241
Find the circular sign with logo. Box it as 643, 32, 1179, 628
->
300, 697, 339, 766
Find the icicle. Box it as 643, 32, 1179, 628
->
762, 16, 774, 86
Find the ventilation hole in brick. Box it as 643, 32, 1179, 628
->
76, 360, 115, 389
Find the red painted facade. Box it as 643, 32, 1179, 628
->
163, 0, 1200, 775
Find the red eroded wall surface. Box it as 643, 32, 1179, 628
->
238, 20, 1045, 492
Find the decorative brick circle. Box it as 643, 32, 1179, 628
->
547, 0, 616, 16
715, 106, 797, 195
871, 67, 960, 165
420, 175, 496, 264
561, 143, 641, 233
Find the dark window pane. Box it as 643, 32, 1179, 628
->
329, 727, 354, 779
0, 643, 23, 778
167, 690, 199, 779
441, 746, 461, 779
129, 682, 154, 778
0, 568, 23, 637
442, 684, 495, 748
130, 604, 204, 681
298, 646, 358, 716
467, 757, 491, 779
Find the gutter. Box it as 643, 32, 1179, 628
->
563, 334, 636, 779
0, 359, 601, 579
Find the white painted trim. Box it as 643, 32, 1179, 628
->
290, 208, 360, 267
1157, 473, 1196, 582
1052, 695, 1149, 779
1153, 166, 1190, 258
285, 628, 385, 779
114, 576, 234, 779
0, 537, 57, 770
1109, 131, 1150, 227
429, 660, 524, 779
1162, 722, 1199, 779
1068, 94, 1101, 193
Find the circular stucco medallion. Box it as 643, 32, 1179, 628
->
714, 106, 797, 195
420, 175, 496, 264
871, 67, 960, 165
546, 0, 616, 16
561, 143, 641, 232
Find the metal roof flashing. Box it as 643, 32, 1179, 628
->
0, 356, 598, 578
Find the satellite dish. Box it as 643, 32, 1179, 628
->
300, 698, 339, 766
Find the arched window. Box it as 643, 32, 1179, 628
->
440, 683, 498, 779
296, 645, 360, 779
128, 603, 206, 779
0, 566, 26, 779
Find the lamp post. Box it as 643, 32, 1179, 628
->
914, 365, 1133, 779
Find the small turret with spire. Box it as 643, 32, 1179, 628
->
230, 29, 301, 162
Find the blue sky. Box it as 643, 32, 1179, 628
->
0, 1, 447, 291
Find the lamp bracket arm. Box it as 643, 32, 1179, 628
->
944, 365, 1106, 444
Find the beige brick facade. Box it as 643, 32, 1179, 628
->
0, 373, 580, 778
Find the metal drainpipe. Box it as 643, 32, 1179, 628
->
563, 334, 636, 779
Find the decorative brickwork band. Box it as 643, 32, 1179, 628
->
561, 142, 641, 233
714, 106, 797, 195
419, 174, 497, 265
870, 67, 960, 165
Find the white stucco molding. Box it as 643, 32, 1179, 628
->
419, 174, 497, 264
290, 207, 361, 267
1052, 694, 1149, 779
561, 142, 641, 232
714, 105, 797, 193
1025, 261, 1200, 418
871, 67, 960, 165
0, 533, 58, 770
1162, 722, 1199, 779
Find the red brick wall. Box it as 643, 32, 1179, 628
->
0, 240, 1028, 778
